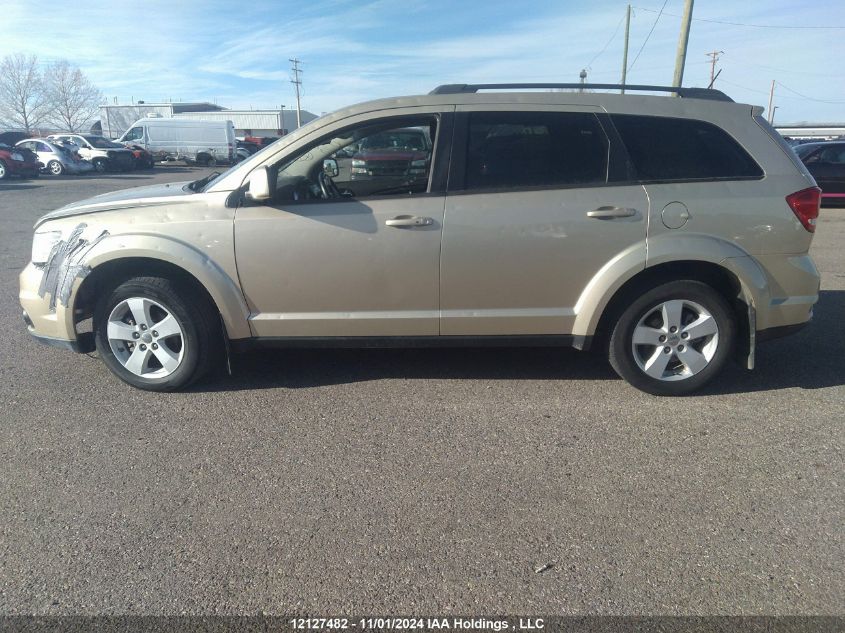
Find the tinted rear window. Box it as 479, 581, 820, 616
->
611, 114, 762, 181
465, 111, 608, 190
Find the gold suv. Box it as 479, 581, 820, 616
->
20, 83, 821, 395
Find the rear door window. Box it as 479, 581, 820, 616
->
463, 111, 609, 191
611, 114, 763, 181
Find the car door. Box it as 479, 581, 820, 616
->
440, 106, 648, 336
234, 108, 454, 338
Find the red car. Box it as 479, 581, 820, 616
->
0, 143, 41, 180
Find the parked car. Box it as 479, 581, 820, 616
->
15, 139, 92, 175
234, 146, 251, 163
19, 83, 821, 395
244, 135, 280, 149
47, 134, 134, 172
0, 131, 29, 147
117, 118, 236, 166
0, 142, 40, 180
120, 143, 155, 169
794, 141, 845, 206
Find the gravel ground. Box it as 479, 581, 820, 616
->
0, 168, 842, 616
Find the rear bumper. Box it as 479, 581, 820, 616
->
757, 320, 809, 342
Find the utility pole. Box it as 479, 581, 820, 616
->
289, 58, 303, 128
706, 50, 724, 87
621, 4, 631, 93
672, 0, 695, 89
767, 79, 776, 124
579, 69, 587, 93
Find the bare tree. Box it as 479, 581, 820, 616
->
0, 54, 49, 132
43, 60, 103, 132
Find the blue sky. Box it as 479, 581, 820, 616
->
2, 0, 844, 123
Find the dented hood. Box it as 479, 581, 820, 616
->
35, 180, 195, 228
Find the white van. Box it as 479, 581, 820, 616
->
118, 118, 236, 166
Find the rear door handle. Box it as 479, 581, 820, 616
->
385, 215, 434, 227
586, 206, 637, 219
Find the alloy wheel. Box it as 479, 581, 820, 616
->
106, 297, 185, 378
631, 299, 719, 382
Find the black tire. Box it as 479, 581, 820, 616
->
47, 160, 64, 176
608, 280, 736, 396
93, 276, 219, 392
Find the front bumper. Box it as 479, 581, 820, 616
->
19, 262, 80, 349
24, 316, 94, 353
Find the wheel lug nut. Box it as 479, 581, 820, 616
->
140, 324, 147, 330
678, 344, 685, 352
681, 332, 689, 339
152, 330, 158, 337
658, 335, 666, 343
152, 343, 158, 350
669, 326, 678, 333
132, 332, 140, 339
663, 346, 671, 354
139, 344, 147, 350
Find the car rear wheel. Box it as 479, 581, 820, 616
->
0, 160, 7, 180
608, 280, 736, 396
93, 158, 107, 173
47, 160, 64, 176
94, 276, 219, 391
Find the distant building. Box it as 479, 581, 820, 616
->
775, 124, 845, 141
98, 102, 317, 139
174, 109, 316, 138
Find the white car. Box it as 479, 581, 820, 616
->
15, 139, 93, 176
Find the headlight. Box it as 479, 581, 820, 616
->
351, 159, 366, 167
11, 152, 24, 161
31, 231, 63, 264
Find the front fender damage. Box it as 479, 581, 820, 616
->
37, 223, 109, 311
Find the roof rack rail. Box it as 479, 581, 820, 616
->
429, 83, 733, 102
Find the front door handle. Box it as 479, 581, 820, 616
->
385, 215, 434, 228
587, 206, 637, 219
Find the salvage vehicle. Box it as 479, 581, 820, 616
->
47, 134, 134, 172
16, 139, 92, 176
0, 143, 40, 179
20, 83, 821, 395
117, 118, 236, 166
794, 141, 845, 206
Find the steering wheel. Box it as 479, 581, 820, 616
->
317, 170, 342, 199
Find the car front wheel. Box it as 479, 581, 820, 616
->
608, 280, 736, 396
94, 276, 218, 391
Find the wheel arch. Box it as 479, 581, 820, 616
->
72, 244, 251, 341
585, 256, 768, 369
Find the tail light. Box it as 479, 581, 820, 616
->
785, 187, 821, 233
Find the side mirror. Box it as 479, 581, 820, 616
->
323, 158, 339, 178
245, 166, 271, 201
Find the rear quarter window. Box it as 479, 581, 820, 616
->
611, 114, 763, 182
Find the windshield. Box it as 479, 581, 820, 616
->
84, 136, 124, 149
360, 131, 426, 151
794, 144, 820, 158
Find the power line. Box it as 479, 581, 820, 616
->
633, 6, 845, 29
586, 11, 626, 69
775, 80, 845, 104
628, 0, 669, 72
